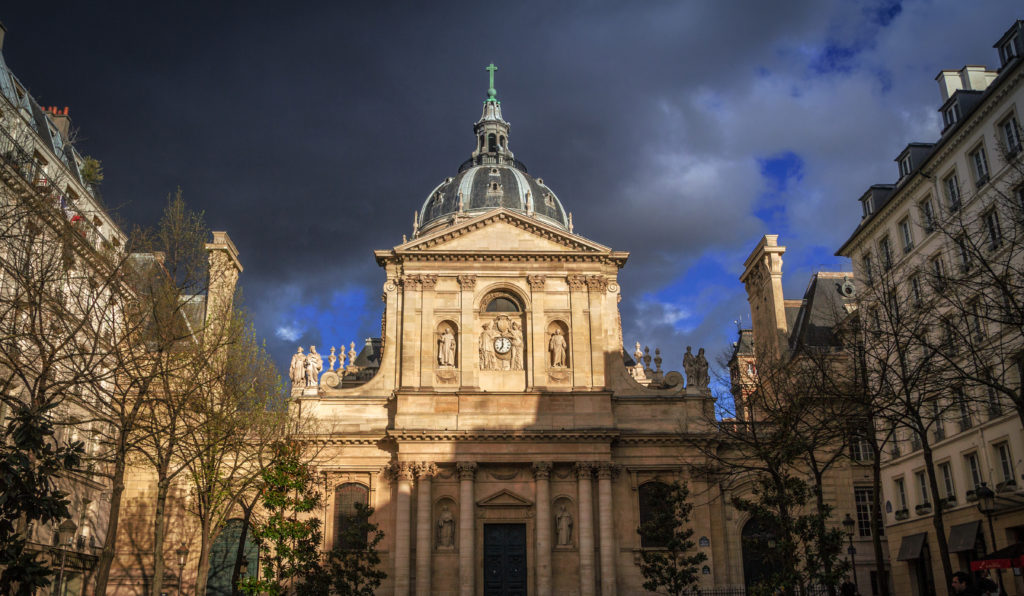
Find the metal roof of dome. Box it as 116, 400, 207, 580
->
415, 64, 570, 236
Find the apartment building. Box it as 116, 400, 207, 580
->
837, 19, 1024, 596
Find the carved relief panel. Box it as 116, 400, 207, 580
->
478, 290, 526, 372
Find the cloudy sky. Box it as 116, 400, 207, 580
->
2, 1, 1020, 383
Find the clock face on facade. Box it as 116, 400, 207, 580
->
493, 336, 512, 354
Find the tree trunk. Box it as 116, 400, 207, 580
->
230, 502, 254, 596
194, 516, 213, 596
811, 472, 837, 596
92, 455, 126, 596
150, 478, 170, 596
921, 441, 954, 587
870, 441, 890, 596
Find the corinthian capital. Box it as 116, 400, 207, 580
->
532, 461, 553, 479
415, 462, 439, 478
595, 462, 620, 479
456, 461, 478, 480
457, 274, 477, 289
574, 462, 594, 479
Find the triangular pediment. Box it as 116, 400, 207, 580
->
397, 209, 610, 254
477, 488, 534, 507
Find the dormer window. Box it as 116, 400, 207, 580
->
943, 102, 961, 130
899, 155, 912, 178
999, 36, 1019, 67
862, 196, 874, 218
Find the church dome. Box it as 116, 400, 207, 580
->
416, 64, 570, 236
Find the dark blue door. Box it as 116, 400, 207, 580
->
484, 523, 527, 596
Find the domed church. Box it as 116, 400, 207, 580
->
295, 65, 730, 596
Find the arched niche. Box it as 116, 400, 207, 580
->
435, 320, 458, 369
546, 319, 570, 369
552, 495, 576, 550
477, 288, 528, 372
434, 496, 458, 551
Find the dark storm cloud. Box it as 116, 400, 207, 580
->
2, 1, 1021, 376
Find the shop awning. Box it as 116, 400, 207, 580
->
971, 543, 1024, 571
948, 520, 981, 553
897, 532, 929, 561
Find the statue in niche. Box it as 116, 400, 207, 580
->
479, 322, 497, 371
289, 346, 305, 386
304, 345, 323, 387
695, 347, 710, 388
436, 504, 455, 549
683, 346, 697, 387
510, 322, 524, 370
549, 329, 567, 367
556, 505, 573, 546
438, 327, 457, 367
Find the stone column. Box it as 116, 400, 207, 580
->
394, 463, 415, 596
415, 463, 437, 595
575, 462, 596, 596
533, 462, 553, 596
597, 463, 618, 596
457, 462, 477, 596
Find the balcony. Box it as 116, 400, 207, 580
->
941, 496, 957, 509
997, 479, 1017, 493
915, 503, 933, 515
894, 508, 910, 521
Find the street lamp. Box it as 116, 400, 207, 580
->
239, 555, 249, 577
175, 543, 189, 595
53, 518, 77, 596
842, 513, 859, 593
975, 482, 1006, 595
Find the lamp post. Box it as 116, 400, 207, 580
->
842, 513, 859, 593
53, 519, 77, 596
975, 482, 1006, 595
175, 543, 189, 595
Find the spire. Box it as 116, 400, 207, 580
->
471, 63, 513, 163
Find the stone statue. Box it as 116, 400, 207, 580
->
438, 328, 457, 367
510, 322, 524, 370
479, 322, 496, 371
436, 504, 455, 548
289, 347, 305, 386
695, 347, 710, 388
348, 341, 357, 369
683, 346, 696, 387
304, 346, 323, 387
556, 505, 573, 546
549, 329, 567, 367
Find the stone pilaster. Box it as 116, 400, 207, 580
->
533, 461, 553, 596
457, 462, 477, 596
419, 275, 438, 387
527, 275, 547, 389
597, 462, 618, 596
567, 275, 591, 388
458, 275, 478, 388
575, 462, 596, 596
586, 276, 608, 387
401, 275, 423, 387
393, 462, 416, 596
415, 463, 437, 595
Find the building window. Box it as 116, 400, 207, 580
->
879, 237, 893, 271
943, 103, 962, 129
916, 471, 930, 507
862, 254, 874, 285
965, 452, 983, 490
851, 437, 874, 462
931, 254, 946, 288
334, 483, 369, 549
1002, 115, 1022, 156
983, 209, 1002, 251
931, 400, 946, 442
985, 369, 1003, 418
956, 236, 972, 273
969, 300, 985, 339
854, 487, 878, 537
920, 197, 936, 233
910, 275, 923, 305
939, 462, 956, 502
1000, 38, 1020, 67
970, 146, 990, 186
995, 443, 1015, 486
945, 172, 961, 211
956, 390, 972, 431
900, 218, 914, 253
862, 196, 874, 217
909, 430, 922, 452
486, 296, 520, 312
894, 478, 908, 511
638, 481, 673, 548
899, 155, 913, 178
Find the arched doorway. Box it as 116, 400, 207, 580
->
206, 518, 258, 596
741, 518, 772, 589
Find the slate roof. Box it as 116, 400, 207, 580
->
787, 272, 856, 351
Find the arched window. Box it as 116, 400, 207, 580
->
638, 481, 672, 548
334, 483, 369, 549
488, 133, 497, 152
486, 297, 519, 312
